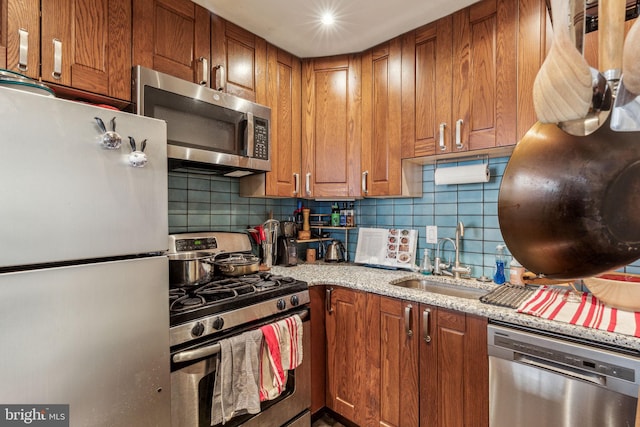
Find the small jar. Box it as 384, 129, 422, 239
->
509, 258, 525, 286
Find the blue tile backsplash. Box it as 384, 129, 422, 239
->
168, 156, 640, 278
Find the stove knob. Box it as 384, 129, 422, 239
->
191, 322, 205, 337
290, 295, 300, 306
212, 317, 225, 330
276, 299, 286, 311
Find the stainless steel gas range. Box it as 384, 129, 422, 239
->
167, 232, 311, 427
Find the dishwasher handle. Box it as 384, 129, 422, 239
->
515, 353, 606, 387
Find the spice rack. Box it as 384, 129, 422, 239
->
295, 213, 356, 247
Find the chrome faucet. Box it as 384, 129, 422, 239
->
433, 238, 456, 276
452, 221, 472, 279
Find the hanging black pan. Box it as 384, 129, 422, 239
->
498, 0, 640, 280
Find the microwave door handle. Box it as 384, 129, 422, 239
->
244, 112, 254, 157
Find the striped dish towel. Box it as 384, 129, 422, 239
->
258, 314, 303, 401
517, 286, 640, 338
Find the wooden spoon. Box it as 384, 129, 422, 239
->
533, 0, 593, 123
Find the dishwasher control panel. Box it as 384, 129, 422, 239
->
492, 333, 635, 382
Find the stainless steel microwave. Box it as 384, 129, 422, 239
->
133, 66, 271, 177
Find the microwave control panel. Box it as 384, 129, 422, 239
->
253, 118, 269, 160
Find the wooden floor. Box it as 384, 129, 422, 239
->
311, 413, 345, 427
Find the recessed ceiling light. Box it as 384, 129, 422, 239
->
321, 12, 335, 26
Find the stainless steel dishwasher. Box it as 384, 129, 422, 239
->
488, 322, 640, 427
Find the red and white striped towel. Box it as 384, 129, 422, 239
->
258, 314, 303, 401
517, 286, 640, 338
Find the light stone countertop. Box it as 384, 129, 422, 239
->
271, 262, 640, 351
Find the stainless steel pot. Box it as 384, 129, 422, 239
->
213, 254, 260, 276
168, 251, 215, 287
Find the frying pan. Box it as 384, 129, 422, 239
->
498, 0, 640, 279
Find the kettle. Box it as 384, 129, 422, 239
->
325, 240, 346, 263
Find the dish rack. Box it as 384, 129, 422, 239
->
480, 284, 536, 309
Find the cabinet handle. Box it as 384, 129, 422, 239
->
439, 122, 447, 151
455, 119, 464, 149
422, 308, 432, 343
214, 64, 226, 91
361, 170, 369, 194
198, 57, 208, 85
305, 172, 311, 197
52, 38, 62, 80
18, 28, 29, 72
404, 304, 414, 337
326, 287, 333, 314
293, 173, 300, 196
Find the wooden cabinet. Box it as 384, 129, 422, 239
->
361, 39, 402, 196
5, 0, 132, 101
240, 45, 302, 198
302, 55, 362, 199
325, 286, 367, 425
366, 294, 420, 427
403, 0, 523, 156
419, 305, 488, 427
133, 0, 210, 85
309, 286, 326, 415
362, 38, 422, 198
211, 15, 267, 103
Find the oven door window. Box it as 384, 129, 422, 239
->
144, 86, 243, 154
172, 356, 298, 427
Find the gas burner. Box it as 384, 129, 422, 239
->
254, 280, 278, 290
170, 294, 206, 313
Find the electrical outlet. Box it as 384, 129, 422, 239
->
426, 225, 438, 244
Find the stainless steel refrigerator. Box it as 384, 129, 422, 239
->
0, 86, 170, 426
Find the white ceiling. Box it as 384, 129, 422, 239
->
193, 0, 480, 58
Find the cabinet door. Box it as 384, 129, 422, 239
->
5, 0, 40, 79
211, 15, 266, 103
133, 0, 210, 84
266, 45, 302, 196
40, 0, 132, 101
361, 39, 402, 196
366, 294, 419, 427
302, 55, 362, 198
452, 0, 517, 151
516, 0, 550, 141
325, 286, 366, 425
419, 306, 489, 427
401, 17, 453, 157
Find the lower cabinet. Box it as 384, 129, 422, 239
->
366, 294, 420, 426
324, 286, 367, 425
316, 287, 488, 427
419, 304, 489, 427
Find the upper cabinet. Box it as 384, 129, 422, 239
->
5, 0, 132, 101
133, 0, 211, 85
211, 15, 267, 103
240, 45, 302, 198
402, 0, 549, 156
302, 55, 362, 199
361, 38, 422, 198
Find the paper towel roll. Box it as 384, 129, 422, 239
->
434, 163, 490, 185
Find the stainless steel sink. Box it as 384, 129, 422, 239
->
392, 279, 489, 299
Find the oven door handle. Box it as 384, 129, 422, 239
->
172, 309, 310, 364
173, 342, 221, 364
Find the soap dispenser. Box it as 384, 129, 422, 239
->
420, 249, 433, 275
493, 244, 506, 284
